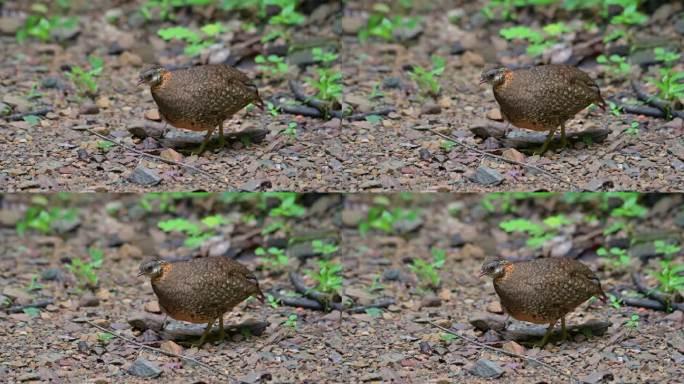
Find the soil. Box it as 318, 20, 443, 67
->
1, 1, 683, 192
1, 193, 683, 383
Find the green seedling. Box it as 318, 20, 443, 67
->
603, 220, 626, 236
410, 247, 446, 289
66, 247, 104, 288
97, 140, 115, 151
367, 274, 384, 293
305, 68, 343, 104
647, 48, 684, 107
365, 115, 382, 124
312, 240, 338, 256
305, 260, 343, 294
16, 204, 78, 236
607, 293, 622, 309
266, 293, 280, 308
649, 260, 684, 296
409, 55, 445, 97
25, 275, 43, 292
23, 115, 40, 127
654, 240, 680, 258
608, 101, 622, 117
266, 101, 280, 116
499, 215, 571, 249
283, 122, 297, 138
596, 54, 631, 78
17, 13, 79, 43
369, 83, 384, 99
481, 0, 556, 21
283, 314, 297, 329
256, 246, 290, 269
157, 215, 228, 248
268, 193, 306, 218
358, 13, 421, 43
157, 23, 227, 56
312, 47, 338, 66
625, 121, 639, 136
261, 220, 285, 235
255, 54, 290, 77
66, 56, 103, 96
625, 313, 639, 329
597, 246, 631, 268
440, 332, 456, 343
358, 205, 420, 237
98, 332, 115, 342
499, 25, 551, 56
26, 84, 43, 100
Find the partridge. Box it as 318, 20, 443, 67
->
480, 65, 606, 155
480, 257, 606, 346
138, 64, 264, 155
138, 256, 264, 346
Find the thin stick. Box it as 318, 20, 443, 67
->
84, 320, 231, 379
428, 321, 578, 383
3, 107, 54, 121
7, 299, 54, 313
429, 129, 583, 191
81, 128, 230, 187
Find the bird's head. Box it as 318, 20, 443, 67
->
138, 259, 167, 278
479, 259, 510, 278
138, 65, 167, 87
479, 67, 507, 86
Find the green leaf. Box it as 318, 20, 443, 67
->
23, 307, 40, 318
201, 22, 225, 37
499, 26, 543, 43
98, 332, 115, 342
23, 115, 40, 126
157, 26, 201, 43
157, 218, 201, 236
201, 214, 226, 228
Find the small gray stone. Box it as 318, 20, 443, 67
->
469, 359, 503, 378
450, 233, 465, 247
469, 166, 504, 186
128, 166, 162, 186
421, 102, 441, 115
79, 102, 99, 115
382, 268, 401, 282
41, 77, 60, 89
41, 268, 61, 281
382, 76, 402, 89
128, 357, 162, 378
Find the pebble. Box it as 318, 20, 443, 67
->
95, 96, 110, 109
462, 51, 485, 66
382, 76, 402, 89
421, 102, 441, 115
469, 359, 504, 378
120, 51, 143, 67
128, 313, 164, 332
160, 148, 183, 163
160, 340, 183, 355
486, 108, 503, 121
382, 269, 402, 282
144, 301, 161, 314
502, 341, 525, 355
79, 294, 100, 308
502, 148, 525, 163
450, 41, 465, 55
79, 102, 100, 115
144, 109, 161, 121
128, 166, 162, 186
469, 166, 504, 186
41, 268, 61, 281
421, 295, 442, 308
127, 357, 162, 378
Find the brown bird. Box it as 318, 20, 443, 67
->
479, 64, 607, 155
138, 64, 264, 155
479, 257, 606, 346
138, 256, 264, 346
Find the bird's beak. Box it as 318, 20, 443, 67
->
478, 78, 487, 85
136, 79, 145, 86
137, 271, 145, 277
477, 270, 486, 278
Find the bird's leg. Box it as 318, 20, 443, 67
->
534, 125, 559, 156
218, 316, 226, 341
559, 121, 569, 148
535, 320, 558, 347
162, 314, 168, 330
560, 316, 568, 341
193, 126, 216, 155
194, 318, 216, 347
217, 122, 226, 149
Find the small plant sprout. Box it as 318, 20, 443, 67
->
596, 54, 631, 79
626, 121, 639, 136
98, 332, 115, 342
305, 68, 343, 105
255, 54, 290, 77
440, 332, 456, 343
647, 48, 684, 108
283, 122, 297, 138
410, 247, 446, 289
312, 240, 338, 257
23, 307, 41, 318
305, 260, 343, 295
440, 140, 455, 152
66, 56, 103, 96
597, 247, 631, 268
653, 240, 680, 258
409, 55, 445, 97
649, 260, 684, 298
67, 247, 104, 288
25, 275, 43, 292
284, 314, 298, 329
312, 47, 338, 66
365, 307, 382, 317
256, 247, 290, 270
157, 23, 227, 56
625, 313, 639, 329
266, 294, 280, 309
607, 293, 622, 309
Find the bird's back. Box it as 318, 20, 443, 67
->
151, 64, 261, 131
151, 256, 261, 323
493, 257, 602, 323
493, 65, 603, 131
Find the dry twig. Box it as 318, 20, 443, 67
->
428, 321, 579, 383
429, 129, 583, 191
84, 320, 231, 379
79, 128, 230, 187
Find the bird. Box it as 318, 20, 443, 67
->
137, 64, 264, 155
479, 257, 606, 346
479, 64, 607, 155
138, 256, 264, 346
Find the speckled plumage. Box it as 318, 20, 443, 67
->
481, 65, 606, 154
139, 256, 263, 345
481, 257, 605, 345
138, 64, 264, 154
